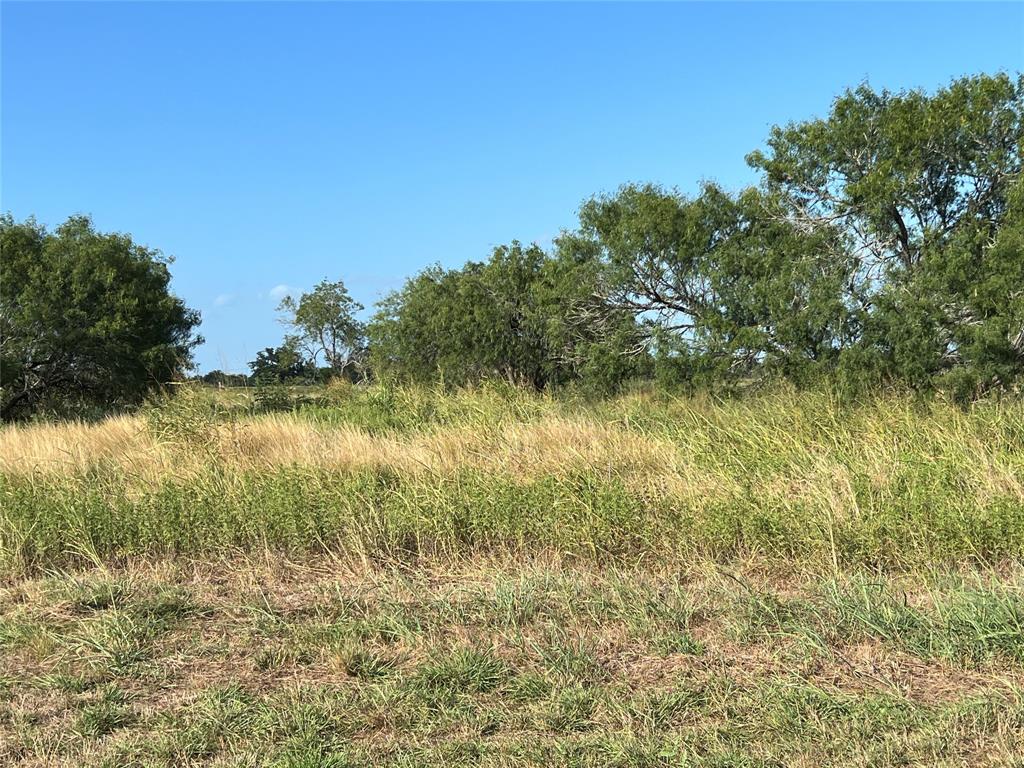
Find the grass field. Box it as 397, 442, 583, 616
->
1, 384, 1023, 766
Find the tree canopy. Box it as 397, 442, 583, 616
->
1, 215, 201, 420
364, 73, 1022, 398
747, 72, 1024, 395
368, 242, 646, 391
276, 279, 366, 378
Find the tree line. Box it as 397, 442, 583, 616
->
264, 73, 1024, 400
2, 73, 1022, 419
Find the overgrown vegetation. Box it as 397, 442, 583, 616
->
0, 383, 1021, 572
1, 70, 1022, 766
1, 382, 1022, 764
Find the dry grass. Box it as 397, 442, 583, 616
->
2, 553, 1022, 766
2, 387, 1021, 511
0, 413, 679, 481
0, 415, 157, 476
1, 386, 1022, 572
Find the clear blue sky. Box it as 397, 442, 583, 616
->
3, 2, 1022, 373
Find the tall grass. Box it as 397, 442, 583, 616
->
1, 384, 1021, 572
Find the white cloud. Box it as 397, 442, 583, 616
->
213, 293, 234, 307
268, 284, 294, 301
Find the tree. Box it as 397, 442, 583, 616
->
748, 72, 1024, 392
855, 178, 1024, 398
277, 279, 365, 379
247, 344, 314, 384
748, 74, 1022, 273
557, 183, 718, 338
368, 242, 647, 391
368, 246, 549, 387
199, 370, 250, 387
533, 243, 651, 391
557, 183, 853, 386
1, 215, 201, 421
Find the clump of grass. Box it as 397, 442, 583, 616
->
335, 644, 398, 680
534, 634, 607, 686
71, 579, 129, 612
153, 684, 257, 762
254, 645, 316, 671
545, 685, 599, 733
68, 609, 159, 673
413, 646, 512, 695
75, 684, 136, 737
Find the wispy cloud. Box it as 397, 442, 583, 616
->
213, 293, 234, 307
268, 284, 294, 301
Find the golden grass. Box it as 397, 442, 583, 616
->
2, 391, 1021, 517
0, 422, 780, 523
0, 415, 162, 475
0, 413, 682, 485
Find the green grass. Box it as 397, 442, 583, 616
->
4, 462, 1023, 571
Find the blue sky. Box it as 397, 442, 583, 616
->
3, 2, 1022, 373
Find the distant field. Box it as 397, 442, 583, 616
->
1, 385, 1022, 766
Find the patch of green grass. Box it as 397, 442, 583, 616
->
412, 646, 512, 695
730, 576, 1024, 667
0, 613, 53, 658
69, 578, 131, 612
254, 644, 316, 671
546, 686, 599, 733
624, 687, 706, 732
337, 644, 399, 680
75, 684, 136, 737
68, 608, 158, 673
153, 684, 258, 762
824, 578, 1024, 666
36, 669, 108, 694
533, 634, 607, 685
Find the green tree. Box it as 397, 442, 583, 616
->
0, 215, 201, 421
369, 244, 550, 387
558, 183, 853, 387
748, 72, 1024, 393
368, 242, 646, 390
277, 279, 365, 378
247, 344, 314, 384
199, 370, 250, 387
855, 178, 1024, 399
533, 249, 651, 392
